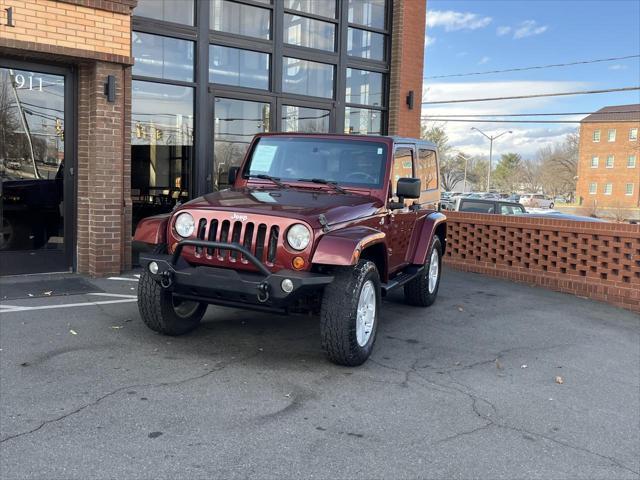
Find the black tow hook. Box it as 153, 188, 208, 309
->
257, 282, 270, 303
160, 271, 174, 289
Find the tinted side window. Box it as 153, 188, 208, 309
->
417, 149, 438, 190
500, 204, 525, 215
459, 201, 494, 213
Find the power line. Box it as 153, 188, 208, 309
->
424, 110, 640, 118
422, 86, 640, 105
420, 118, 636, 124
424, 54, 640, 79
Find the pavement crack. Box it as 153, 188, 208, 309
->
433, 422, 494, 445
0, 353, 257, 444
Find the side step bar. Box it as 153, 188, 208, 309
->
380, 265, 425, 295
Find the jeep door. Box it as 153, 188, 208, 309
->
383, 145, 420, 272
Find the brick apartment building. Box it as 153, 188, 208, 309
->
576, 104, 640, 210
0, 0, 426, 276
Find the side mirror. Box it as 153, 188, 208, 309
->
228, 166, 239, 185
396, 177, 421, 199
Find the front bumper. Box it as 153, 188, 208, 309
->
140, 240, 333, 311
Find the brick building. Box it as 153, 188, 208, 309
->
576, 104, 640, 210
0, 0, 427, 276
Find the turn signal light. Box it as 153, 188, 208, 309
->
292, 256, 305, 270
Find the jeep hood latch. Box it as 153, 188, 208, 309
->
318, 214, 329, 232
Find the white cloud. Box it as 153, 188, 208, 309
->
425, 35, 436, 48
421, 81, 587, 159
478, 56, 490, 65
496, 26, 511, 36
426, 10, 492, 32
609, 64, 628, 70
513, 20, 548, 39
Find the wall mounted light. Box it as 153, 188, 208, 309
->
104, 75, 116, 103
406, 90, 414, 110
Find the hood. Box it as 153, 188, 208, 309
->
180, 187, 383, 228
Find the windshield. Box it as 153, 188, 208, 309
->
244, 137, 388, 188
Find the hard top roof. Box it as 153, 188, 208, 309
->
256, 132, 437, 150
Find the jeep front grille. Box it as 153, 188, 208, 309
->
193, 217, 281, 265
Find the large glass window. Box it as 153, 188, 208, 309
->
345, 107, 382, 135
282, 106, 330, 133
346, 68, 383, 106
134, 0, 194, 25
132, 32, 194, 82
214, 98, 270, 188
209, 45, 270, 90
282, 57, 334, 98
348, 0, 386, 29
347, 28, 385, 60
210, 0, 271, 39
284, 14, 335, 51
131, 81, 194, 228
284, 0, 336, 19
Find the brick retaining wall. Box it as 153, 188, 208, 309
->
443, 211, 640, 313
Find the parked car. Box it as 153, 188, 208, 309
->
443, 197, 527, 215
134, 134, 446, 366
520, 193, 554, 209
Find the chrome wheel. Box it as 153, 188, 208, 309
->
172, 297, 201, 318
356, 280, 376, 347
428, 248, 439, 294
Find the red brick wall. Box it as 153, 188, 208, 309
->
388, 0, 425, 138
576, 121, 640, 209
444, 211, 640, 313
76, 61, 132, 276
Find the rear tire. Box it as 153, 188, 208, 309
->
404, 236, 442, 307
320, 260, 381, 366
137, 245, 207, 336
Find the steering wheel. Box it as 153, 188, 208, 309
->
345, 171, 377, 183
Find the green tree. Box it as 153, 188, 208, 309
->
492, 152, 522, 192
421, 125, 464, 190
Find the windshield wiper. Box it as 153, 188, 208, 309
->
248, 174, 288, 189
297, 178, 347, 194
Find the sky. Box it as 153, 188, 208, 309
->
422, 0, 640, 160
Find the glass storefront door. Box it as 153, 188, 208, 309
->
0, 65, 72, 275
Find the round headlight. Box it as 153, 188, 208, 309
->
174, 212, 195, 238
286, 224, 311, 251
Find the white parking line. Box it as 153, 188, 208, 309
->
107, 277, 139, 282
0, 292, 138, 314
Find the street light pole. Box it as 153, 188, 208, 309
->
471, 127, 512, 191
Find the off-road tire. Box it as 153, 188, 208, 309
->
137, 245, 207, 336
403, 236, 442, 307
320, 260, 381, 366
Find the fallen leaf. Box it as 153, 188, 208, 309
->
521, 364, 528, 369
495, 359, 503, 370
284, 392, 292, 398
27, 294, 34, 297
555, 376, 564, 384
43, 291, 53, 296
69, 329, 77, 335
457, 306, 464, 312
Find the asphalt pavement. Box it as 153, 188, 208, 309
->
1, 269, 638, 479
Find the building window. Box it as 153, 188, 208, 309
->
348, 0, 386, 29
283, 14, 336, 51
214, 98, 270, 188
608, 129, 616, 142
132, 32, 194, 82
590, 156, 599, 168
282, 57, 334, 98
284, 0, 336, 19
592, 129, 600, 142
282, 106, 330, 133
629, 155, 637, 168
625, 183, 634, 196
604, 183, 613, 195
589, 183, 597, 194
344, 107, 382, 135
134, 0, 194, 25
209, 45, 270, 90
606, 155, 614, 168
347, 28, 385, 61
131, 81, 194, 229
346, 68, 383, 106
210, 0, 271, 39
630, 128, 638, 141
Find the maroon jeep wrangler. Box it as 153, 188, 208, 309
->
135, 134, 446, 366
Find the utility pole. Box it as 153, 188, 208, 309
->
471, 127, 511, 191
